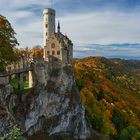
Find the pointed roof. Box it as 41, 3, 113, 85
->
57, 21, 60, 33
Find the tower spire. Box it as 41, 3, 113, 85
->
57, 21, 60, 33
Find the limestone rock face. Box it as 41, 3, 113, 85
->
0, 59, 90, 139
25, 60, 90, 139
0, 84, 16, 136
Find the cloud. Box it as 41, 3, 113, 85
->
0, 0, 140, 59
59, 11, 140, 45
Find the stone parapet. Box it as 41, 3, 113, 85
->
0, 76, 9, 85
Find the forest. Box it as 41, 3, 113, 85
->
74, 57, 140, 140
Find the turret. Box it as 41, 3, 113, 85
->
43, 8, 55, 46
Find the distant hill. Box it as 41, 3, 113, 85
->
74, 56, 140, 139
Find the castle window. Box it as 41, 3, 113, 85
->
46, 24, 48, 28
57, 51, 60, 55
47, 51, 50, 55
52, 51, 55, 55
51, 43, 55, 48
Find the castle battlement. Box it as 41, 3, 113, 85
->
43, 8, 55, 15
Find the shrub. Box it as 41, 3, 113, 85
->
0, 126, 26, 140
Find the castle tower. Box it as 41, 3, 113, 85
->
43, 8, 55, 46
43, 8, 73, 65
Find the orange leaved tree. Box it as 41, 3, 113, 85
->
0, 15, 19, 71
31, 45, 43, 59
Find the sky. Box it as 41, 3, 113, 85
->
0, 0, 140, 59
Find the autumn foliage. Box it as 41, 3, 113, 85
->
31, 46, 43, 59
0, 15, 19, 71
74, 57, 140, 139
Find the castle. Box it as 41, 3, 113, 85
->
0, 8, 90, 139
43, 8, 73, 65
0, 8, 74, 88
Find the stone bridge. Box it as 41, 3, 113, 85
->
0, 67, 33, 90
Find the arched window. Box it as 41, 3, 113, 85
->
51, 43, 55, 48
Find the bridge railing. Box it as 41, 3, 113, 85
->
0, 67, 32, 77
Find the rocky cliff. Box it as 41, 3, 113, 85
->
25, 59, 90, 139
0, 59, 90, 139
0, 84, 15, 135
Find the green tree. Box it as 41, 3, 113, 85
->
112, 108, 128, 132
0, 15, 19, 71
119, 126, 140, 140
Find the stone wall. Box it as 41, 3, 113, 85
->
44, 34, 62, 61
